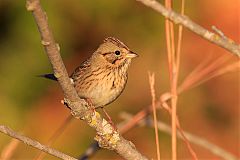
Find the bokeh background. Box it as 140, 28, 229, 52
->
0, 0, 239, 159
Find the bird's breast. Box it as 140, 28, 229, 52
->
74, 69, 127, 108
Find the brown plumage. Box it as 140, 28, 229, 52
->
42, 37, 138, 108
71, 37, 138, 108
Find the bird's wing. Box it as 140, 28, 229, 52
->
70, 58, 91, 79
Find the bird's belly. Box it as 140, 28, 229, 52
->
90, 85, 120, 107
77, 77, 126, 108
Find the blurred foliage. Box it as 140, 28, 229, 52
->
0, 0, 239, 159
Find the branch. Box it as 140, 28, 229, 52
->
135, 0, 240, 57
0, 125, 77, 160
79, 108, 238, 160
120, 113, 239, 160
25, 0, 148, 160
79, 58, 239, 159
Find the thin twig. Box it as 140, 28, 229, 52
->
176, 119, 198, 160
120, 113, 238, 160
135, 0, 240, 57
178, 55, 233, 93
161, 100, 198, 160
193, 60, 240, 87
177, 54, 213, 93
0, 125, 77, 160
79, 78, 238, 160
79, 57, 238, 159
0, 138, 19, 160
25, 0, 148, 159
34, 115, 73, 160
148, 72, 161, 160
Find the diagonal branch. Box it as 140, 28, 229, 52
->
79, 57, 239, 159
120, 113, 238, 160
135, 0, 240, 57
0, 125, 77, 160
25, 0, 148, 160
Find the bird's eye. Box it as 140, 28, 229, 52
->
115, 50, 121, 56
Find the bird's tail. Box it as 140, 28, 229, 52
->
38, 73, 58, 81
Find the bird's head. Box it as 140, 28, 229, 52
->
94, 37, 138, 68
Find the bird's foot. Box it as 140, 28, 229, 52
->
101, 107, 117, 131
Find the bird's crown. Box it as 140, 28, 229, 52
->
103, 37, 129, 50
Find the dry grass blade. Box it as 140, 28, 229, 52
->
175, 119, 198, 160
192, 60, 240, 88
164, 0, 179, 159
148, 72, 161, 160
179, 55, 235, 93
178, 54, 213, 93
0, 138, 20, 160
160, 101, 198, 160
176, 0, 185, 73
120, 112, 237, 160
164, 0, 177, 159
119, 107, 152, 134
34, 115, 73, 160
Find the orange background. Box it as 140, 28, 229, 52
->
0, 0, 239, 159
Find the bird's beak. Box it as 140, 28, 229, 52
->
126, 51, 138, 58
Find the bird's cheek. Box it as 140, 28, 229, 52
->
114, 59, 119, 65
115, 58, 123, 65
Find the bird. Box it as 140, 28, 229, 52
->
41, 37, 138, 109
